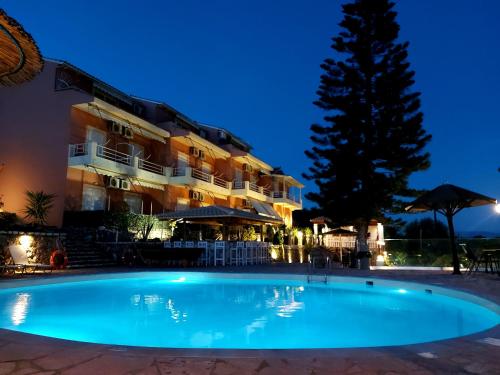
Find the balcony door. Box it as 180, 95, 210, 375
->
177, 152, 189, 171
86, 126, 106, 145
234, 168, 242, 182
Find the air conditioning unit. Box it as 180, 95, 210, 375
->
189, 147, 200, 157
198, 193, 205, 202
107, 176, 120, 189
189, 190, 200, 200
198, 150, 205, 160
243, 163, 253, 173
122, 127, 134, 139
242, 199, 252, 209
120, 179, 131, 191
108, 121, 122, 135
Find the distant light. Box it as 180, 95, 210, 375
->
397, 289, 408, 294
494, 203, 500, 214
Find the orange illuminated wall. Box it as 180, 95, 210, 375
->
0, 62, 92, 226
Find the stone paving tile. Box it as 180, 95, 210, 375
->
60, 354, 153, 375
0, 361, 16, 375
33, 347, 102, 371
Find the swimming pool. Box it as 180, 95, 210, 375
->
0, 272, 498, 349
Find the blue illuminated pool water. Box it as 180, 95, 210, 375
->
0, 273, 498, 349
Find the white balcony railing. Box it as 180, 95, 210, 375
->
138, 158, 165, 175
69, 142, 167, 177
96, 144, 132, 166
191, 168, 211, 183
273, 191, 301, 204
232, 181, 245, 189
172, 167, 186, 177
68, 143, 87, 157
214, 176, 229, 189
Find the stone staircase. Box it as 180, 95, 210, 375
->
63, 228, 117, 269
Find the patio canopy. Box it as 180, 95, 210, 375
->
323, 228, 357, 236
406, 183, 497, 275
157, 205, 284, 225
0, 9, 44, 86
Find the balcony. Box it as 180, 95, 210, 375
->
231, 181, 273, 203
68, 142, 169, 188
272, 191, 302, 209
169, 167, 231, 197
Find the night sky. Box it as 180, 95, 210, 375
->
3, 0, 499, 234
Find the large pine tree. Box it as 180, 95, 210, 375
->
304, 0, 431, 269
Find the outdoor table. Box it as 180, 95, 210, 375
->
478, 249, 500, 274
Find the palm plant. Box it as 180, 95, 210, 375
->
23, 190, 56, 226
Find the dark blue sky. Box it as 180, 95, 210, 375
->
3, 0, 499, 233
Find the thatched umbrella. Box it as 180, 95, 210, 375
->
0, 8, 43, 86
405, 184, 496, 275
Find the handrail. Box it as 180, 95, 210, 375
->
232, 180, 245, 189
97, 144, 132, 166
249, 182, 260, 193
214, 176, 229, 189
172, 167, 186, 177
191, 168, 211, 183
68, 143, 88, 157
138, 158, 165, 175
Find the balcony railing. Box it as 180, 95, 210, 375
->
172, 167, 186, 177
273, 191, 301, 204
68, 143, 87, 157
248, 182, 260, 193
191, 168, 211, 183
69, 142, 167, 177
232, 181, 245, 189
138, 158, 165, 175
96, 144, 132, 166
214, 176, 230, 189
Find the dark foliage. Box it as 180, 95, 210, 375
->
304, 0, 431, 242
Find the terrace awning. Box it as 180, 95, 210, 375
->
157, 205, 283, 225
73, 98, 170, 143
249, 199, 281, 220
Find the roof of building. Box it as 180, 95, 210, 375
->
157, 205, 283, 224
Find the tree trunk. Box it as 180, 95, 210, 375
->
356, 221, 370, 270
446, 213, 461, 275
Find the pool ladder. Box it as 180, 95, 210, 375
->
307, 274, 328, 284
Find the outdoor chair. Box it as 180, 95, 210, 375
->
197, 241, 209, 266
214, 241, 225, 266
185, 241, 195, 248
460, 243, 479, 275
229, 242, 241, 266
245, 242, 256, 265
173, 241, 183, 248
163, 241, 171, 248
7, 244, 52, 274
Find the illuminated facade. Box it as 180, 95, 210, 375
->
0, 59, 303, 227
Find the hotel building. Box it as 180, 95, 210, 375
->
0, 59, 303, 229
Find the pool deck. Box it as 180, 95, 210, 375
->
0, 264, 499, 374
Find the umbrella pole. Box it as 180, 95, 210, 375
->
445, 212, 461, 275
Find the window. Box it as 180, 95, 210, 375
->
201, 162, 213, 175
131, 143, 145, 158
176, 198, 190, 211
234, 169, 243, 182
177, 152, 189, 169
124, 193, 142, 214
82, 185, 106, 211
86, 126, 106, 145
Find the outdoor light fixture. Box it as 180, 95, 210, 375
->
494, 202, 500, 214
18, 235, 33, 251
